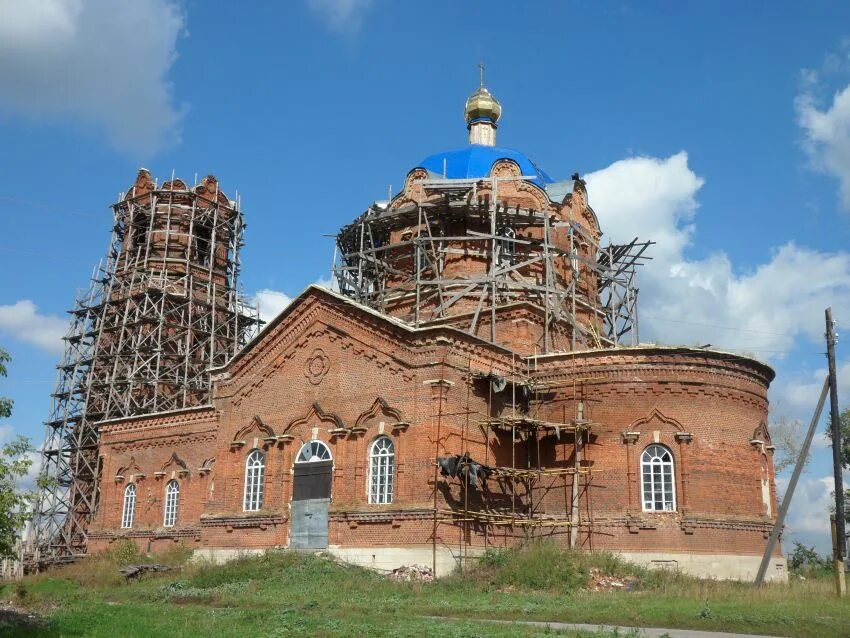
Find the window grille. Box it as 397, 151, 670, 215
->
163, 480, 179, 527
368, 436, 395, 504
296, 440, 332, 463
641, 444, 676, 512
243, 450, 265, 511
121, 484, 136, 529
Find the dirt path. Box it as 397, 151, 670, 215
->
426, 617, 788, 638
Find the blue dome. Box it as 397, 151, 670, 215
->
418, 145, 554, 188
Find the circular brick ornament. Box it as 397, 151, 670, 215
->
305, 348, 330, 385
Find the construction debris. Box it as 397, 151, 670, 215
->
586, 567, 637, 592
120, 563, 173, 580
387, 564, 434, 582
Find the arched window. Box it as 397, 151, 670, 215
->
163, 480, 179, 527
641, 444, 676, 512
296, 440, 332, 463
121, 484, 136, 529
368, 437, 395, 504
243, 450, 265, 511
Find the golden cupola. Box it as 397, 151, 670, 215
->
465, 80, 501, 146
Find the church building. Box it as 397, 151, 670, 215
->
83, 83, 785, 581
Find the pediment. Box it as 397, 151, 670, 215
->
116, 456, 142, 479
233, 415, 275, 441
284, 402, 345, 434
751, 421, 772, 445
628, 408, 684, 434
220, 290, 419, 407
158, 452, 189, 475
200, 457, 215, 472
354, 397, 406, 430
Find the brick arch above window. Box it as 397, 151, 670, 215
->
160, 452, 188, 473
353, 397, 408, 434
233, 415, 276, 442
751, 421, 772, 446
199, 457, 215, 475
283, 402, 346, 435
155, 452, 190, 479
627, 407, 685, 435
115, 456, 143, 482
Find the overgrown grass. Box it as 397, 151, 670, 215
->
1, 542, 846, 637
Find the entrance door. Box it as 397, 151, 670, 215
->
290, 441, 333, 549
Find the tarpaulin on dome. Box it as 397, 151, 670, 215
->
418, 145, 553, 188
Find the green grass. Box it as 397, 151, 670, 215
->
1, 542, 846, 637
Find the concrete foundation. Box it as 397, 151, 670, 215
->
191, 546, 787, 583
191, 547, 268, 565
616, 551, 788, 583
327, 545, 485, 577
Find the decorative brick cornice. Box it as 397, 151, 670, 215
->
88, 527, 201, 540
200, 513, 287, 529
97, 405, 218, 433
330, 508, 436, 523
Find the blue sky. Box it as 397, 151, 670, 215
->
2, 0, 850, 554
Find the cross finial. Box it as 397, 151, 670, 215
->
478, 61, 485, 88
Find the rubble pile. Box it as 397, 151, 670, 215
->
387, 564, 434, 582
586, 567, 638, 592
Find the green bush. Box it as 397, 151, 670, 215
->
105, 539, 142, 566
788, 541, 833, 577
463, 541, 591, 592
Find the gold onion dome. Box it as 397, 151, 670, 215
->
465, 86, 502, 127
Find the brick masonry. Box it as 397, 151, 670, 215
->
88, 286, 782, 577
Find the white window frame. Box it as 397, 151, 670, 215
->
243, 449, 265, 512
121, 483, 136, 529
295, 440, 332, 463
640, 444, 676, 512
163, 479, 179, 527
367, 436, 395, 504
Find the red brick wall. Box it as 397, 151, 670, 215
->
91, 290, 778, 560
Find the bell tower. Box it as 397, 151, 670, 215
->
31, 169, 259, 561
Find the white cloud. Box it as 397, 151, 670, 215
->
782, 475, 839, 536
307, 0, 373, 33
0, 300, 65, 354
253, 289, 293, 325
797, 83, 850, 212
251, 277, 338, 324
773, 358, 850, 422
314, 275, 339, 292
0, 0, 185, 156
586, 153, 850, 356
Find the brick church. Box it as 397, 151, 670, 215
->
82, 83, 785, 581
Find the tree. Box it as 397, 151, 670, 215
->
787, 541, 832, 576
825, 407, 850, 470
0, 348, 11, 420
770, 415, 810, 475
0, 347, 37, 558
821, 407, 850, 524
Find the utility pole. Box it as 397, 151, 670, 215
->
826, 307, 846, 596
755, 377, 830, 586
